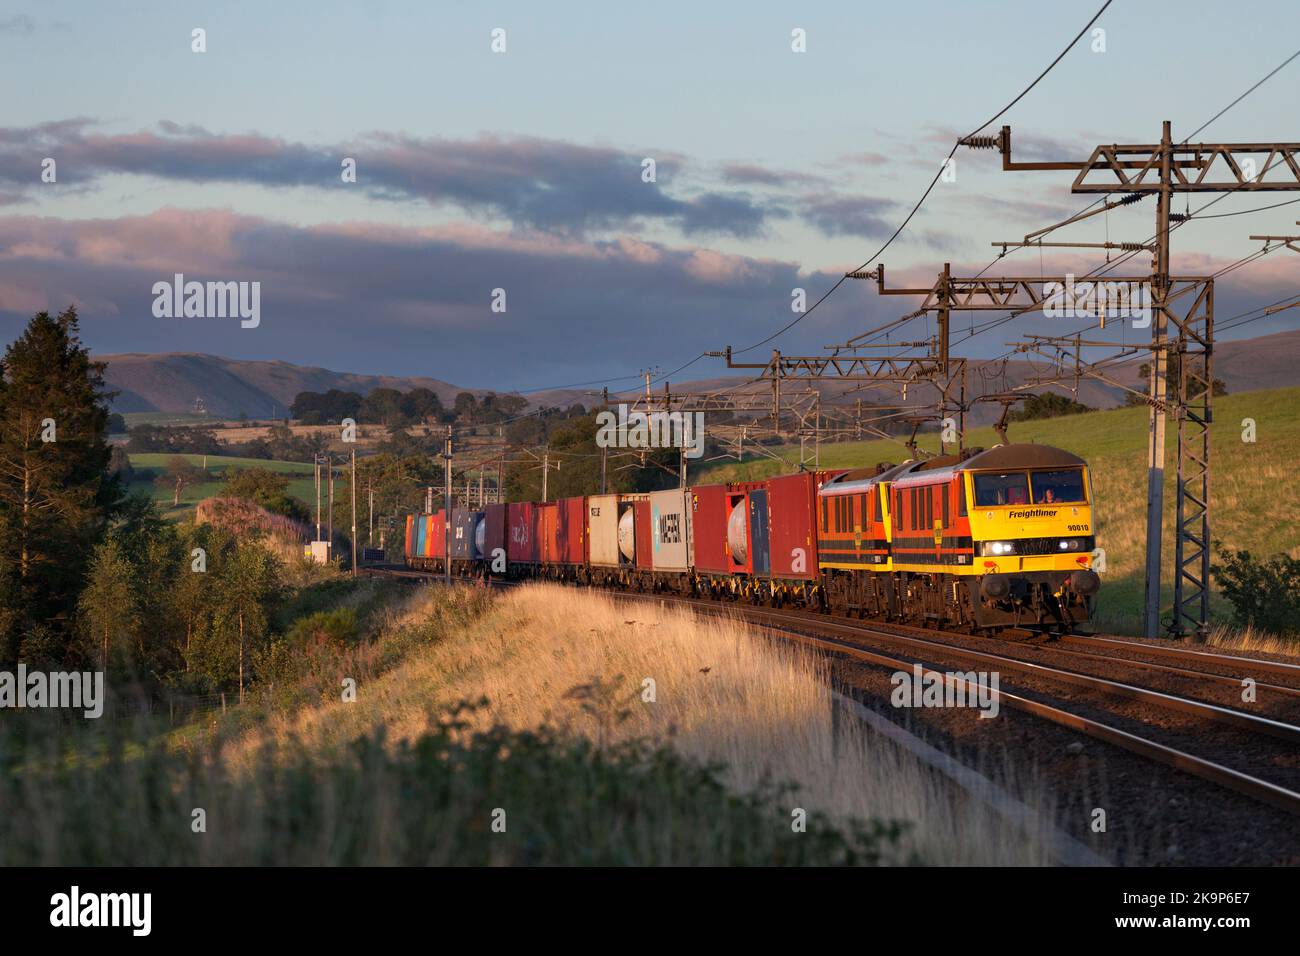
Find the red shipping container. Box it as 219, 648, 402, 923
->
483, 503, 508, 566
633, 500, 653, 570
765, 471, 842, 580
688, 484, 730, 573
507, 502, 540, 563
556, 496, 585, 564
425, 511, 447, 560
539, 501, 559, 564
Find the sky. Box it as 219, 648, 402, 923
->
1, 0, 1298, 394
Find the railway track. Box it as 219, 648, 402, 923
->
364, 565, 1300, 818
1060, 632, 1300, 682
637, 594, 1300, 817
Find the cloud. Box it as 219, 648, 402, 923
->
833, 151, 891, 168
799, 194, 899, 239
1, 210, 1289, 392
720, 163, 829, 188
0, 120, 777, 239
0, 208, 874, 386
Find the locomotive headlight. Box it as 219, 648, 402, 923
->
1058, 538, 1081, 551
981, 541, 1015, 556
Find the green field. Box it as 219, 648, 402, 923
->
128, 453, 312, 474
694, 386, 1300, 633
127, 453, 317, 520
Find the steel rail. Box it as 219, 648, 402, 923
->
685, 600, 1300, 746
1061, 633, 1300, 680
741, 619, 1300, 819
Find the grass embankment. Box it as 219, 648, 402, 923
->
696, 386, 1300, 636
0, 582, 1062, 865
237, 582, 1060, 865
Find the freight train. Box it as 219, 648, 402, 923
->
403, 443, 1101, 632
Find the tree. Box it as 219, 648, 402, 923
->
108, 445, 135, 483
126, 423, 222, 454
344, 453, 439, 535
0, 307, 117, 643
401, 387, 443, 425
222, 467, 309, 523
213, 538, 280, 702
302, 430, 331, 457
156, 455, 207, 506
376, 425, 433, 458
263, 421, 307, 461
109, 494, 184, 679
171, 525, 220, 674
290, 389, 362, 425
495, 394, 528, 419
453, 391, 478, 423
1008, 392, 1093, 422
503, 412, 672, 500
0, 520, 21, 663
359, 388, 407, 426
1126, 356, 1227, 406
79, 535, 136, 670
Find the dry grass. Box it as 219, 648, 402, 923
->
1188, 623, 1300, 659
237, 583, 1065, 865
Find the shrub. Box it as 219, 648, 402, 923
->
285, 608, 359, 649
0, 704, 906, 865
220, 468, 310, 524
1213, 543, 1300, 639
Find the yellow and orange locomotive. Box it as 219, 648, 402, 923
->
817, 444, 1099, 630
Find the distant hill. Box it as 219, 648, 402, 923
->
97, 353, 501, 418
99, 329, 1300, 421
581, 329, 1300, 427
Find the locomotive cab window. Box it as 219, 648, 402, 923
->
973, 472, 1030, 507
1030, 468, 1086, 504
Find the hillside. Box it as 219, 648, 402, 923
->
97, 328, 1300, 422
593, 329, 1300, 428
97, 352, 500, 418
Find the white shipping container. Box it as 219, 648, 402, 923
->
648, 489, 691, 572
587, 494, 621, 567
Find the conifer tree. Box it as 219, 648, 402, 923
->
0, 307, 117, 654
